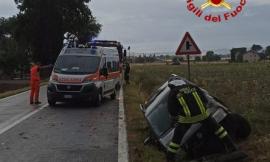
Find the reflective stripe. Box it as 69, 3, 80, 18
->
215, 127, 225, 135
178, 113, 209, 123
192, 92, 207, 115
219, 131, 228, 139
178, 97, 191, 117
169, 142, 180, 148
177, 90, 209, 124
168, 147, 178, 153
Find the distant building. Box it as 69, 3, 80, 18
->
220, 54, 231, 61
243, 50, 265, 63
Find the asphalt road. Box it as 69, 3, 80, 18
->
0, 96, 119, 162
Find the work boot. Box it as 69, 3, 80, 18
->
34, 101, 42, 105
223, 136, 238, 152
166, 152, 176, 162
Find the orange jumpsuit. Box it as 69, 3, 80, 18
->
30, 65, 40, 103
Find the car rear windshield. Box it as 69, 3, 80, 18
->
54, 55, 100, 75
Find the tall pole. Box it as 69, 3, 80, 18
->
128, 46, 131, 62
187, 54, 191, 80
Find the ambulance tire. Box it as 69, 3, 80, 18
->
116, 82, 121, 91
110, 88, 116, 100
93, 89, 103, 107
48, 99, 56, 107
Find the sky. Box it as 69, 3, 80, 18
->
1, 0, 270, 53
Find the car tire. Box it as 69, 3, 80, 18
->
222, 113, 251, 140
232, 113, 251, 139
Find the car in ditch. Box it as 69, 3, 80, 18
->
140, 74, 251, 161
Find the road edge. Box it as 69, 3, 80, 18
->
0, 84, 47, 101
0, 104, 48, 135
118, 86, 129, 162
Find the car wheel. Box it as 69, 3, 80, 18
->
110, 89, 116, 100
222, 113, 251, 140
232, 113, 251, 139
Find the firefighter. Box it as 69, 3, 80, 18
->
166, 79, 237, 162
124, 62, 130, 84
30, 62, 41, 104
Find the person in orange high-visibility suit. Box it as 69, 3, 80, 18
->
30, 62, 41, 104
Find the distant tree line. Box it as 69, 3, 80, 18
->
0, 0, 101, 78
133, 54, 157, 63
231, 44, 270, 62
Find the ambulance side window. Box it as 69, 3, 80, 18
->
112, 60, 119, 72
107, 61, 112, 72
100, 58, 106, 69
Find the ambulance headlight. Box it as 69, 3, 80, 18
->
83, 75, 98, 83
50, 74, 59, 83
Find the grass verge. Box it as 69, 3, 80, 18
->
124, 63, 270, 162
0, 82, 48, 99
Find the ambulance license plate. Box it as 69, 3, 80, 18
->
64, 95, 72, 99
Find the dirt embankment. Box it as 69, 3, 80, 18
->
0, 80, 29, 94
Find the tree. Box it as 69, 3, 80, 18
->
172, 57, 180, 65
195, 56, 201, 61
0, 17, 29, 78
202, 51, 221, 62
135, 55, 145, 63
230, 48, 247, 62
251, 44, 263, 52
14, 0, 101, 64
206, 51, 214, 61
265, 46, 270, 57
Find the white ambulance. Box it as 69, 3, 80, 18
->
47, 46, 121, 106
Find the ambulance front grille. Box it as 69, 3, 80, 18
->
57, 85, 82, 92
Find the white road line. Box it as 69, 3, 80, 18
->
118, 87, 129, 162
0, 104, 48, 135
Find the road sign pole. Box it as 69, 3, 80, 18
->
187, 54, 191, 80
175, 32, 201, 80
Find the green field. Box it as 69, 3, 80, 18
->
124, 63, 270, 162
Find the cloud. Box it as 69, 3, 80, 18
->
91, 0, 270, 53
1, 0, 270, 53
0, 1, 18, 18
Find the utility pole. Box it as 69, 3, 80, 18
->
128, 46, 131, 62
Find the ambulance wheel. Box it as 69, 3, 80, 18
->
110, 89, 116, 100
93, 90, 102, 107
116, 82, 121, 91
48, 100, 56, 107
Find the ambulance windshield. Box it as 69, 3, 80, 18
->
54, 55, 100, 75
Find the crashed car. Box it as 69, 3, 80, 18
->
140, 74, 251, 161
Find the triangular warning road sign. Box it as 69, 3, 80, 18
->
176, 32, 201, 55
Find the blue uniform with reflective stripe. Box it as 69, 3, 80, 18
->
166, 83, 237, 160
168, 85, 209, 124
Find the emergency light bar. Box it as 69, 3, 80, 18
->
88, 40, 124, 62
64, 48, 97, 55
